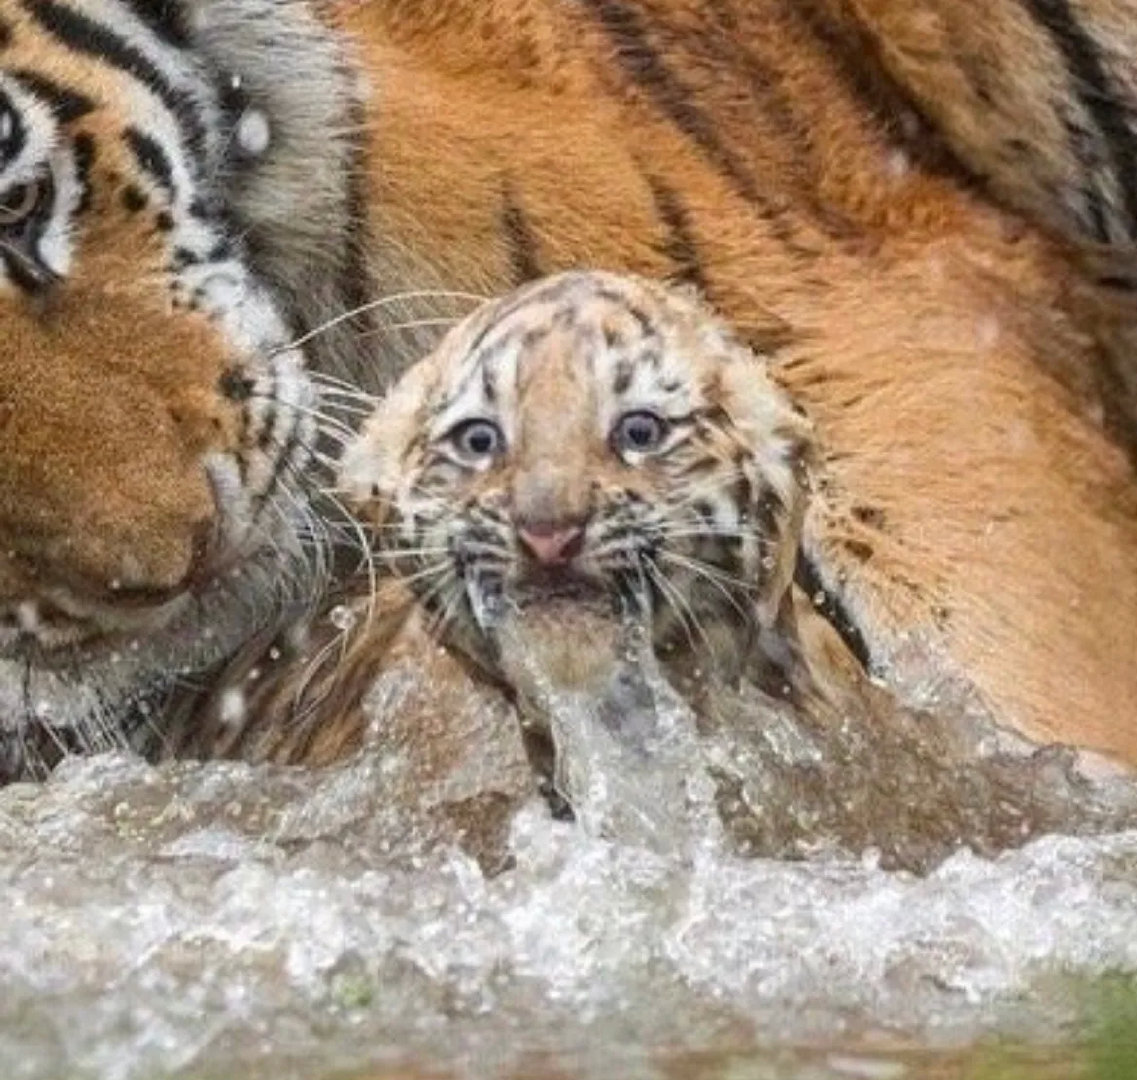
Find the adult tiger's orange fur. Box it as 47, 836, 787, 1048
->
328, 0, 1137, 766
2, 0, 1137, 773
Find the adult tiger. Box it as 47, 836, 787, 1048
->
2, 0, 1136, 775
0, 0, 371, 776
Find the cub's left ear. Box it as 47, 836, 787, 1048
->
717, 352, 815, 629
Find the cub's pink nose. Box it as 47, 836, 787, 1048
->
516, 520, 587, 565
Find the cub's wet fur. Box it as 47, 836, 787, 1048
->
337, 271, 812, 791
343, 271, 810, 681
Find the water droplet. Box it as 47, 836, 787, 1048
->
236, 108, 271, 157
218, 687, 247, 728
16, 602, 39, 633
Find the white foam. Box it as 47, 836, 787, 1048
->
0, 749, 1134, 1079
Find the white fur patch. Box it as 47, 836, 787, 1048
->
236, 107, 271, 157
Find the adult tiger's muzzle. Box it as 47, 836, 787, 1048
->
0, 280, 249, 654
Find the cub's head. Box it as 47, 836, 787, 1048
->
0, 0, 356, 763
342, 271, 812, 675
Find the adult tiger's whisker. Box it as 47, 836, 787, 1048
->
273, 290, 490, 356
361, 317, 462, 338
315, 483, 382, 623
308, 369, 379, 396
313, 400, 375, 418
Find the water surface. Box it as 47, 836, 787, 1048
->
2, 741, 1135, 1080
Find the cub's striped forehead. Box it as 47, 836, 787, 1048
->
428, 270, 743, 437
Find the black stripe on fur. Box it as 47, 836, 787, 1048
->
9, 68, 94, 123
1022, 0, 1137, 241
20, 0, 207, 162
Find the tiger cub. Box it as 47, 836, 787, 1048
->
174, 271, 810, 764
338, 271, 812, 718
175, 270, 1137, 868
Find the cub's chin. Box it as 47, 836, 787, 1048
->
491, 575, 636, 700
510, 568, 618, 613
471, 567, 708, 821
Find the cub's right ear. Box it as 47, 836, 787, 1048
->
337, 352, 443, 518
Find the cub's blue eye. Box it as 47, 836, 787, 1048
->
448, 418, 505, 461
613, 410, 668, 455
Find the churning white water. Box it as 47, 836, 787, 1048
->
3, 598, 1137, 1080
3, 673, 1137, 1080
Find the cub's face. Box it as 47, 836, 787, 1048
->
342, 272, 812, 669
0, 1, 317, 754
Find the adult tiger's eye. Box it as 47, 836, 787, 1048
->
612, 410, 668, 455
0, 177, 48, 228
449, 418, 505, 461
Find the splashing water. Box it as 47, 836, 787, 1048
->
493, 603, 721, 858
2, 611, 1137, 1079
1, 751, 1136, 1080
489, 593, 1137, 874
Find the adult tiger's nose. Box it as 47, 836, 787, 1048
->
516, 518, 588, 566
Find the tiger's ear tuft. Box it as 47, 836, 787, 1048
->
338, 353, 443, 515
716, 350, 814, 629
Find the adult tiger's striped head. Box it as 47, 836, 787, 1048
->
0, 0, 360, 768
341, 271, 813, 679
